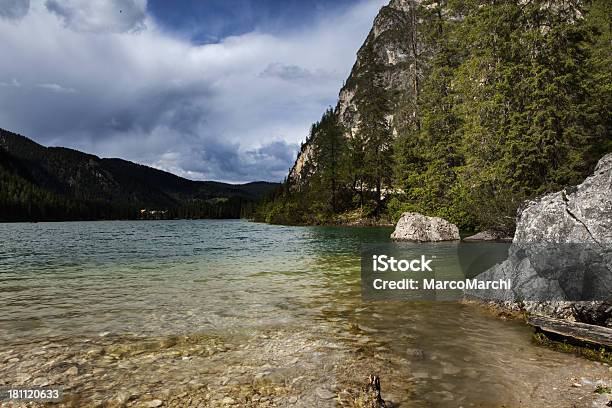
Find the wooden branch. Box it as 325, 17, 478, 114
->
527, 316, 612, 348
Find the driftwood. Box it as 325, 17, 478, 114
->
366, 375, 386, 407
344, 375, 387, 408
527, 316, 612, 348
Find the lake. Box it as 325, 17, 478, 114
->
0, 220, 608, 407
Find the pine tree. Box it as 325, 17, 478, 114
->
311, 109, 348, 213
355, 42, 394, 213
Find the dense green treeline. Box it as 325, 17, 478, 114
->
0, 150, 258, 222
0, 130, 275, 222
256, 0, 611, 232
0, 162, 138, 221
0, 165, 257, 222
167, 197, 257, 220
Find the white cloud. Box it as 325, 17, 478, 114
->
0, 0, 386, 182
45, 0, 146, 33
37, 82, 77, 93
0, 78, 21, 87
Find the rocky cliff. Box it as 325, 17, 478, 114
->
268, 0, 609, 231
289, 0, 424, 183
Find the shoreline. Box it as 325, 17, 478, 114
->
2, 219, 611, 407
462, 299, 612, 363
2, 303, 611, 407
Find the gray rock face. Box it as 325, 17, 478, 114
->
463, 231, 512, 242
514, 153, 612, 245
391, 212, 460, 242
467, 153, 612, 322
288, 0, 424, 184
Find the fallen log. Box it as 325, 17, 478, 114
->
527, 316, 612, 348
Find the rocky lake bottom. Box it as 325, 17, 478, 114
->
0, 220, 610, 407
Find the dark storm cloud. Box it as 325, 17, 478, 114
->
0, 0, 386, 182
101, 84, 214, 135
156, 139, 299, 182
203, 140, 299, 179
247, 140, 297, 165
0, 0, 29, 20
0, 78, 213, 146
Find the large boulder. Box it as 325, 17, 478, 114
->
391, 212, 459, 242
467, 153, 612, 324
513, 152, 612, 245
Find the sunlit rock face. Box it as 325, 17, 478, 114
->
289, 0, 426, 184
512, 153, 612, 246
468, 153, 612, 324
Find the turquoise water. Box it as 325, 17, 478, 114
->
0, 220, 390, 341
0, 220, 606, 407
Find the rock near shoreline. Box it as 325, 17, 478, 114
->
467, 153, 612, 326
514, 152, 612, 245
463, 230, 512, 242
391, 212, 460, 242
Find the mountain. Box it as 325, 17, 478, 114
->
290, 0, 420, 183
0, 128, 278, 221
259, 0, 611, 230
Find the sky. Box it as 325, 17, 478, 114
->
0, 0, 386, 183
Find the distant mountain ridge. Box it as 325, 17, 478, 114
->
0, 128, 278, 221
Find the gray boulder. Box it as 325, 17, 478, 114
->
463, 230, 512, 242
467, 153, 612, 323
513, 152, 612, 245
391, 212, 459, 242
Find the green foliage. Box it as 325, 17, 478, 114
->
255, 88, 395, 224
254, 110, 354, 225
310, 108, 350, 213
450, 0, 610, 232
532, 332, 612, 364
261, 0, 612, 229
0, 153, 139, 221
354, 41, 395, 213
0, 130, 275, 221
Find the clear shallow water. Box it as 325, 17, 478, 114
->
0, 220, 608, 407
0, 220, 391, 341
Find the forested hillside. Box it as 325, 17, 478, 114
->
0, 129, 277, 222
256, 0, 611, 233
